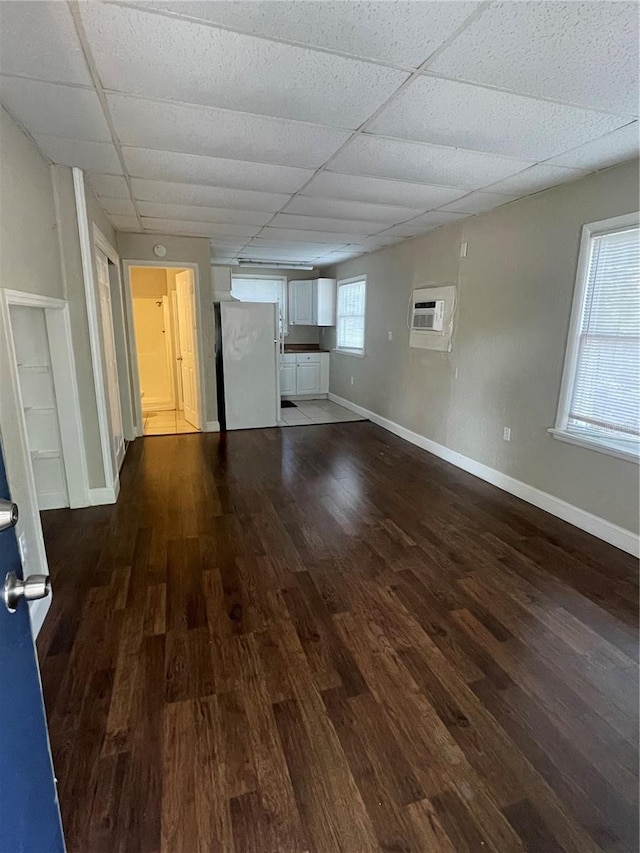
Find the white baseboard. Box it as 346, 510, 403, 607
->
204, 420, 221, 432
88, 473, 120, 506
329, 393, 639, 557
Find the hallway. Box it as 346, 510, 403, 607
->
37, 424, 638, 853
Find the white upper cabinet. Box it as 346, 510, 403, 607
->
288, 278, 336, 326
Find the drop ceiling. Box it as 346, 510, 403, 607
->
0, 1, 638, 268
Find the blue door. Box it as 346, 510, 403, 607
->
0, 439, 64, 852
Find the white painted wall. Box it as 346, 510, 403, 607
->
323, 159, 640, 540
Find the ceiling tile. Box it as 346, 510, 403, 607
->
429, 2, 640, 116
378, 211, 468, 238
108, 214, 139, 231
123, 148, 312, 192
368, 75, 629, 160
141, 218, 261, 238
81, 3, 408, 128
0, 1, 90, 86
269, 213, 383, 235
101, 197, 137, 217
143, 1, 480, 67
33, 136, 123, 173
248, 239, 350, 256
0, 76, 111, 141
137, 201, 272, 226
303, 171, 467, 208
87, 174, 131, 199
261, 227, 368, 244
482, 163, 587, 195
283, 196, 423, 223
545, 122, 640, 171
331, 135, 534, 188
109, 95, 350, 169
438, 191, 519, 215
131, 178, 288, 211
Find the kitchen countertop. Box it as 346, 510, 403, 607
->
283, 344, 330, 353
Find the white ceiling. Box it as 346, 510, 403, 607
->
0, 1, 638, 268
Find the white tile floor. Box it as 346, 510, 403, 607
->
143, 409, 199, 435
279, 399, 366, 427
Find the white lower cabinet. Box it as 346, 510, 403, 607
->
279, 362, 297, 395
281, 352, 329, 397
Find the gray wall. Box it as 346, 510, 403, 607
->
323, 159, 640, 534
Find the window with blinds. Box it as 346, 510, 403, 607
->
555, 218, 640, 460
336, 277, 366, 355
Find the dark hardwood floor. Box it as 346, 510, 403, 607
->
37, 422, 639, 852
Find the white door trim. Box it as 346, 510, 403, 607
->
0, 289, 90, 508
73, 168, 116, 495
122, 260, 206, 436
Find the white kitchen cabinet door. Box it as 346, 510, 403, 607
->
280, 363, 297, 395
296, 362, 321, 394
288, 280, 315, 325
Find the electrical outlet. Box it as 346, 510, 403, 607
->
350, 376, 354, 386
460, 241, 468, 258
387, 330, 393, 341
503, 427, 511, 442
454, 367, 459, 380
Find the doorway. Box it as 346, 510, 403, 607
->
127, 266, 201, 436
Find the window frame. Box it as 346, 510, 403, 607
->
550, 211, 640, 464
335, 275, 367, 358
230, 273, 288, 334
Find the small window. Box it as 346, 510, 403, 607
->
552, 214, 640, 462
336, 276, 366, 356
231, 275, 287, 334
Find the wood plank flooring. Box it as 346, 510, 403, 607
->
37, 423, 639, 852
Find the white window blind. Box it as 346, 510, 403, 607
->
231, 276, 287, 332
566, 225, 640, 454
337, 278, 366, 355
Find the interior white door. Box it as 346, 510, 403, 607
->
175, 270, 200, 429
96, 249, 125, 472
221, 302, 279, 430
170, 289, 184, 411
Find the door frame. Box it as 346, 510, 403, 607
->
122, 261, 205, 437
73, 168, 135, 508
0, 291, 90, 633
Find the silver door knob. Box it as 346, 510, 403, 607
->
0, 499, 18, 532
3, 571, 50, 613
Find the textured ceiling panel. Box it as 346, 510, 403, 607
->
438, 191, 519, 215
0, 77, 111, 142
88, 174, 131, 199
136, 201, 272, 226
0, 1, 90, 85
109, 95, 350, 168
33, 136, 123, 174
546, 122, 640, 171
303, 171, 467, 208
283, 196, 423, 223
123, 148, 313, 193
142, 1, 480, 67
483, 163, 587, 195
369, 75, 629, 160
429, 1, 640, 116
131, 178, 289, 211
80, 3, 408, 128
331, 135, 534, 188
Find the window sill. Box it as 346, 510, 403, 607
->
549, 428, 639, 464
334, 348, 365, 358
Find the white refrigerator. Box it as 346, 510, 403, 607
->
217, 301, 281, 430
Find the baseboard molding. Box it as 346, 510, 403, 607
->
142, 399, 174, 413
88, 473, 120, 506
329, 393, 639, 557
204, 420, 221, 432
